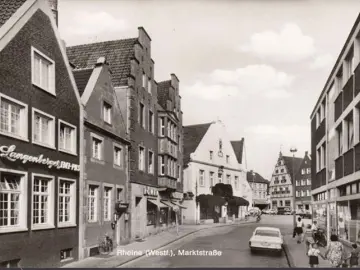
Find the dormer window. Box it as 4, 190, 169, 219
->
226, 155, 229, 163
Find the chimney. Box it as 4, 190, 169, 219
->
47, 0, 58, 26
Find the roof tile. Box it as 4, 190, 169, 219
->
66, 38, 137, 87
0, 0, 27, 28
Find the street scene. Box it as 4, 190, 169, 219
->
1, 0, 360, 268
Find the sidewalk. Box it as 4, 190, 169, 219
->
63, 219, 255, 268
283, 234, 331, 268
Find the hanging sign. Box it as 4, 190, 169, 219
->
0, 145, 80, 171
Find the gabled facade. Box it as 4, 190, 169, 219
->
73, 57, 131, 257
247, 171, 270, 209
182, 120, 251, 224
310, 13, 360, 242
0, 0, 83, 267
269, 152, 302, 211
294, 151, 312, 213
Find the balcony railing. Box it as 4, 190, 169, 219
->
158, 176, 177, 189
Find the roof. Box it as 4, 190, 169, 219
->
282, 155, 303, 183
72, 68, 93, 96
310, 13, 360, 119
66, 38, 138, 87
247, 171, 269, 184
231, 139, 244, 164
183, 122, 212, 166
0, 0, 27, 28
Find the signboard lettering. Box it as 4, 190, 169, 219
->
0, 145, 80, 172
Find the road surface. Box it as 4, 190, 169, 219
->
119, 215, 297, 268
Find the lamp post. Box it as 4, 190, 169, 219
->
290, 147, 297, 228
252, 170, 255, 207
195, 176, 198, 225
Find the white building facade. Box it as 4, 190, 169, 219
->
181, 121, 252, 224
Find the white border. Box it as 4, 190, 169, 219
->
31, 173, 55, 230
58, 119, 78, 156
0, 168, 28, 234
31, 107, 56, 149
31, 46, 56, 96
58, 177, 77, 228
0, 93, 29, 142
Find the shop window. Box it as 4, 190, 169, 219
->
352, 183, 357, 195
170, 210, 176, 223
159, 208, 168, 224
60, 248, 73, 261
305, 204, 309, 210
146, 201, 156, 226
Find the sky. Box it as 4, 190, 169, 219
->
58, 0, 360, 180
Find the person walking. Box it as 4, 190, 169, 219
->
324, 234, 344, 268
304, 224, 315, 254
308, 243, 325, 268
295, 217, 304, 244
345, 243, 359, 268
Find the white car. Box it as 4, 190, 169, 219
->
249, 227, 283, 255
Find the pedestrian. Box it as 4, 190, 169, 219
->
325, 234, 344, 268
295, 217, 304, 244
311, 220, 318, 232
308, 243, 325, 268
304, 224, 315, 254
345, 243, 359, 268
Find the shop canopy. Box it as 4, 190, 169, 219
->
171, 200, 187, 209
147, 198, 168, 208
161, 200, 175, 209
228, 196, 249, 206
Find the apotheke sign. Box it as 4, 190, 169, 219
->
0, 145, 80, 171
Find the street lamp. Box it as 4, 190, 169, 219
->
252, 170, 256, 207
290, 147, 297, 228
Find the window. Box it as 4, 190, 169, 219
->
59, 120, 77, 155
114, 146, 122, 167
159, 117, 165, 136
199, 170, 205, 186
32, 109, 55, 148
316, 111, 320, 128
103, 187, 111, 221
159, 156, 165, 175
275, 170, 278, 174
346, 113, 354, 150
58, 179, 76, 226
88, 185, 98, 222
139, 103, 145, 128
148, 110, 154, 133
281, 169, 284, 173
60, 249, 73, 261
235, 176, 239, 190
31, 47, 55, 94
296, 180, 299, 186
210, 151, 213, 160
301, 190, 305, 197
32, 175, 54, 227
148, 150, 154, 174
167, 121, 170, 137
307, 179, 311, 186
316, 147, 322, 171
322, 143, 326, 169
218, 173, 222, 183
103, 102, 112, 124
0, 171, 27, 232
226, 155, 230, 163
306, 168, 311, 174
142, 72, 147, 89
306, 190, 310, 197
92, 136, 103, 160
177, 165, 180, 182
147, 200, 156, 225
337, 124, 343, 156
0, 94, 28, 140
148, 78, 152, 94
301, 169, 305, 175
336, 69, 343, 92
301, 179, 306, 186
226, 175, 231, 184
346, 50, 354, 79
210, 172, 214, 187
139, 146, 145, 171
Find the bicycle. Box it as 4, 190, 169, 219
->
98, 234, 113, 255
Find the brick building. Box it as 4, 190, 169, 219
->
157, 75, 185, 224
310, 13, 360, 243
72, 57, 131, 258
67, 27, 180, 240
294, 151, 312, 214
0, 0, 83, 267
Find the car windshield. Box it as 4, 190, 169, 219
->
255, 230, 280, 237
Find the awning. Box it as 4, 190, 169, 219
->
171, 201, 187, 209
147, 199, 168, 208
160, 200, 174, 209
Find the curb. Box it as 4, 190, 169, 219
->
115, 221, 256, 268
282, 240, 295, 268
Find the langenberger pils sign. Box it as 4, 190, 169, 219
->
0, 145, 80, 172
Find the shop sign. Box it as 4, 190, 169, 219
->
143, 186, 158, 197
0, 145, 80, 171
171, 192, 183, 200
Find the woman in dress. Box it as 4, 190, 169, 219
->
325, 234, 344, 267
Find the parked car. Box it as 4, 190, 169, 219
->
262, 209, 269, 214
249, 227, 283, 255
268, 209, 277, 215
